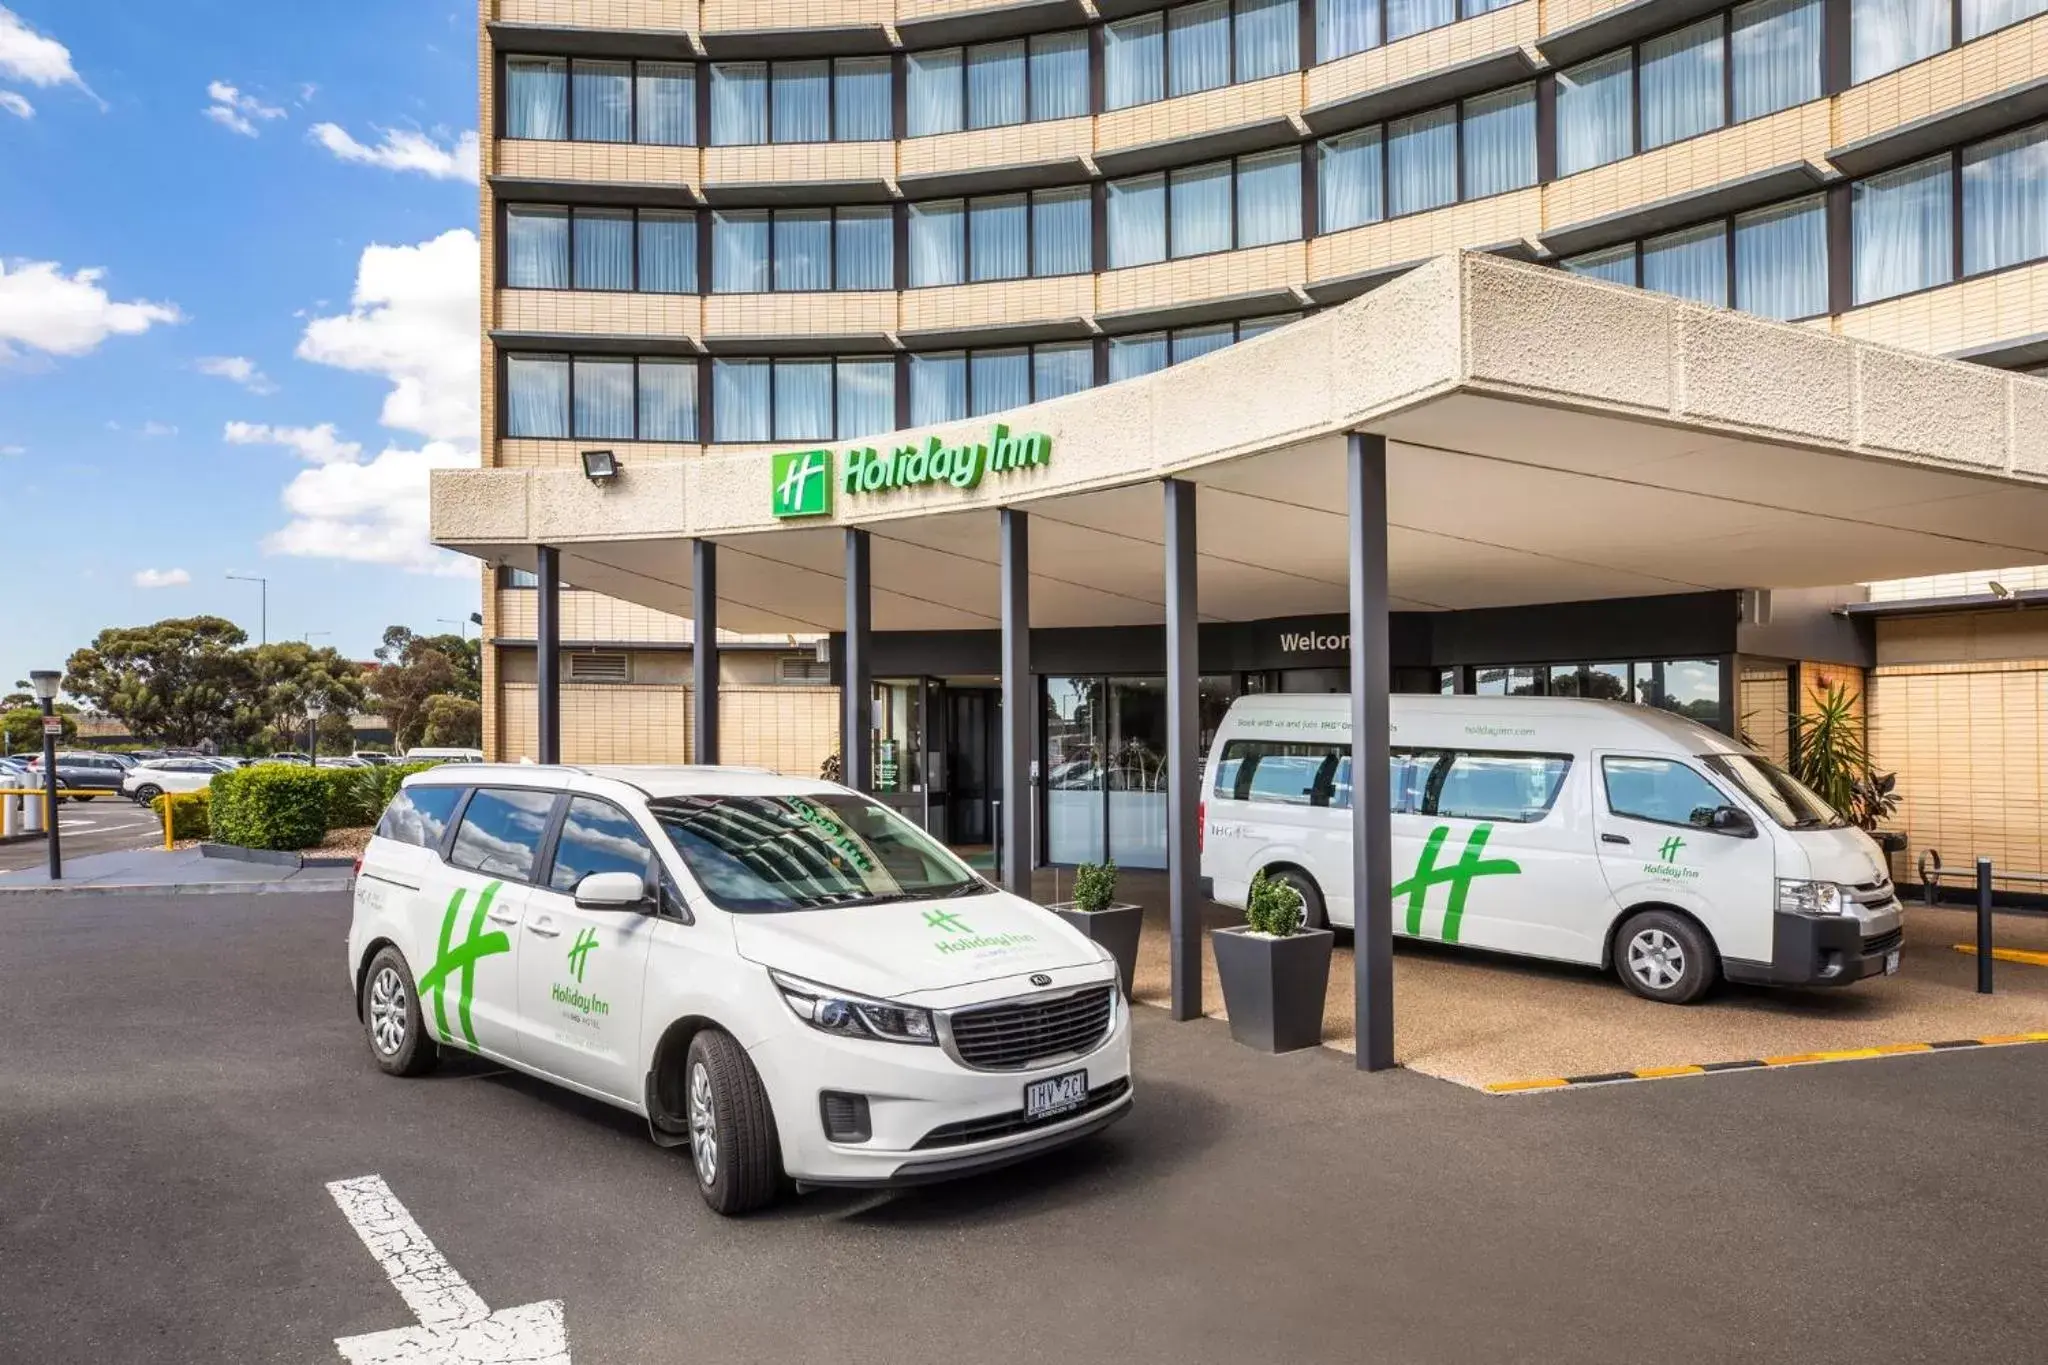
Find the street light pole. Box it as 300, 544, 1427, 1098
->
29, 670, 62, 881
227, 574, 269, 646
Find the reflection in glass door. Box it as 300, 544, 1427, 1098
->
1045, 676, 1104, 864
1043, 673, 1236, 867
1108, 677, 1168, 869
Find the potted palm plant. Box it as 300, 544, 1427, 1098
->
1211, 869, 1334, 1053
1792, 682, 1907, 856
1049, 860, 1143, 1001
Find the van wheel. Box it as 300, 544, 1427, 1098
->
1615, 910, 1716, 1005
132, 784, 163, 805
684, 1030, 781, 1216
362, 946, 441, 1076
1271, 868, 1327, 931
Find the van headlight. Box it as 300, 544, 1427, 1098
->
770, 970, 937, 1046
1776, 879, 1845, 916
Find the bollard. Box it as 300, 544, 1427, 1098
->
21, 789, 42, 835
1977, 857, 1995, 996
1, 791, 15, 839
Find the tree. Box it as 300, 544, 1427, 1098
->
315, 712, 357, 756
369, 627, 479, 749
3, 708, 75, 754
419, 695, 483, 749
376, 627, 480, 700
240, 642, 369, 743
64, 617, 252, 747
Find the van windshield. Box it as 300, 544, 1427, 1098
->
1704, 754, 1846, 830
646, 792, 985, 913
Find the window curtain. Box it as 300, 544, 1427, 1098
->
773, 211, 832, 291
1236, 149, 1302, 246
1964, 0, 2048, 38
910, 353, 968, 425
1964, 124, 2048, 275
968, 40, 1027, 130
505, 356, 569, 437
1029, 32, 1090, 120
572, 357, 635, 438
709, 63, 767, 146
773, 359, 834, 441
1462, 0, 1520, 13
1318, 0, 1379, 61
1641, 223, 1729, 305
1108, 333, 1169, 381
1462, 84, 1537, 199
711, 211, 770, 293
1734, 195, 1828, 319
505, 58, 567, 140
1556, 51, 1634, 176
906, 49, 964, 136
637, 211, 696, 294
571, 60, 631, 142
505, 207, 568, 289
835, 209, 893, 289
1641, 19, 1724, 150
1235, 0, 1300, 81
834, 57, 892, 140
1170, 161, 1233, 256
971, 349, 1031, 415
572, 210, 634, 290
712, 359, 771, 443
1169, 1, 1231, 97
908, 201, 966, 286
1850, 0, 1950, 83
635, 63, 694, 145
1853, 155, 1953, 302
1564, 244, 1637, 284
1108, 173, 1168, 267
1388, 106, 1457, 216
771, 62, 830, 143
1032, 188, 1092, 276
637, 359, 697, 441
1386, 0, 1456, 42
1105, 15, 1165, 110
970, 195, 1029, 281
1319, 129, 1385, 232
1033, 342, 1094, 400
1732, 0, 1822, 122
1236, 314, 1294, 339
837, 359, 897, 437
1171, 324, 1235, 363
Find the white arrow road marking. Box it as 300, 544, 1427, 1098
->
327, 1175, 571, 1364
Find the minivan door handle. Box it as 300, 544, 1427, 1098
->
526, 918, 561, 938
486, 907, 520, 926
1601, 833, 1630, 845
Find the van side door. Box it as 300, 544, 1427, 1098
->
429, 787, 561, 1063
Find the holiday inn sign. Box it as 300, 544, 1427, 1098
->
770, 424, 1054, 519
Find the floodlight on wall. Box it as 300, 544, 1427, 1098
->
581, 449, 621, 484
28, 670, 60, 702
1990, 581, 2013, 599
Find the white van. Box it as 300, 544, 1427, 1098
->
347, 764, 1131, 1214
401, 747, 485, 764
1200, 695, 1902, 1003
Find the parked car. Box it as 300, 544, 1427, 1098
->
123, 757, 233, 805
400, 747, 484, 764
318, 756, 372, 769
38, 751, 135, 802
354, 753, 396, 766
267, 751, 314, 765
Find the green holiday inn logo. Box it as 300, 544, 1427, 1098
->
1646, 833, 1701, 881
922, 906, 1036, 956
1392, 825, 1521, 944
567, 926, 599, 983
770, 424, 1052, 519
1658, 836, 1686, 863
416, 882, 512, 1051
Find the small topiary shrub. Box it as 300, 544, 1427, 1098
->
150, 791, 211, 842
1244, 869, 1304, 937
208, 765, 330, 851
1071, 860, 1119, 912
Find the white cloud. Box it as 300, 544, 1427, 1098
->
0, 443, 23, 455
263, 439, 474, 573
0, 6, 96, 106
139, 420, 177, 438
204, 80, 286, 138
196, 354, 277, 394
308, 123, 478, 183
0, 259, 181, 360
133, 567, 191, 589
0, 89, 28, 118
225, 420, 360, 466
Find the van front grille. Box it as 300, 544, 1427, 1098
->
946, 986, 1116, 1072
1862, 927, 1904, 958
912, 1078, 1131, 1149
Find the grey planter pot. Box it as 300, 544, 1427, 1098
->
1049, 902, 1144, 1001
1212, 926, 1334, 1054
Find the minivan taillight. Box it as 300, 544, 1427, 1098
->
351, 855, 363, 879
1197, 801, 1205, 854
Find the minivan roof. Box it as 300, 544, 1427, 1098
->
402, 762, 832, 800
1223, 693, 1752, 755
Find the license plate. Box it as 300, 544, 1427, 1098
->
1885, 949, 1901, 976
1024, 1070, 1088, 1122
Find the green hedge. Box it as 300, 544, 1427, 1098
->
208, 766, 329, 851
149, 791, 211, 842
317, 766, 383, 830
375, 762, 441, 812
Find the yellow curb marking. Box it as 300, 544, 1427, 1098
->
1484, 1033, 2048, 1095
1483, 1077, 1570, 1094
1952, 943, 2048, 968
1632, 1064, 1705, 1078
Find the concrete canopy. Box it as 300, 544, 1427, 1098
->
435, 253, 2048, 632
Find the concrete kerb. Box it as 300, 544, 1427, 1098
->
0, 878, 354, 900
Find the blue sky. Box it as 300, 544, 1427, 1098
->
0, 1, 485, 692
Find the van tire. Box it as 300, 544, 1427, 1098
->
1271, 868, 1327, 931
1614, 910, 1716, 1005
684, 1030, 781, 1216
361, 946, 441, 1077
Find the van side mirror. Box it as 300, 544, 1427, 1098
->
574, 870, 651, 911
1708, 806, 1755, 837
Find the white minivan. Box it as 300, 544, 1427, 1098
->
1201, 695, 1903, 1004
347, 764, 1131, 1214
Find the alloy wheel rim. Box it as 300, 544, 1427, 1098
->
689, 1061, 718, 1186
368, 967, 407, 1055
1627, 928, 1686, 990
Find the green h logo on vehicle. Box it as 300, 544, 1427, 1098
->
771, 448, 832, 519
1658, 836, 1685, 864
567, 927, 599, 983
416, 882, 511, 1051
1391, 825, 1522, 944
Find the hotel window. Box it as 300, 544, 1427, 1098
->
1732, 0, 1822, 121
504, 355, 700, 442
505, 57, 696, 145
912, 342, 1098, 423
1964, 0, 2048, 40
1640, 18, 1724, 150
710, 356, 894, 443
1561, 193, 1828, 321
907, 31, 1090, 135
908, 188, 1095, 284
1388, 106, 1457, 216
1641, 222, 1728, 306
1315, 85, 1534, 233
1963, 122, 2048, 275
1852, 155, 1952, 303
1108, 152, 1305, 267
709, 58, 892, 145
1556, 50, 1633, 174
1317, 0, 1522, 63
1104, 0, 1299, 111
1850, 0, 1948, 82
710, 207, 894, 293
504, 206, 698, 294
1563, 243, 1638, 285
1108, 317, 1298, 381
1318, 128, 1384, 232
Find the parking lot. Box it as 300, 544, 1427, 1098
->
7, 887, 2048, 1364
0, 794, 162, 874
